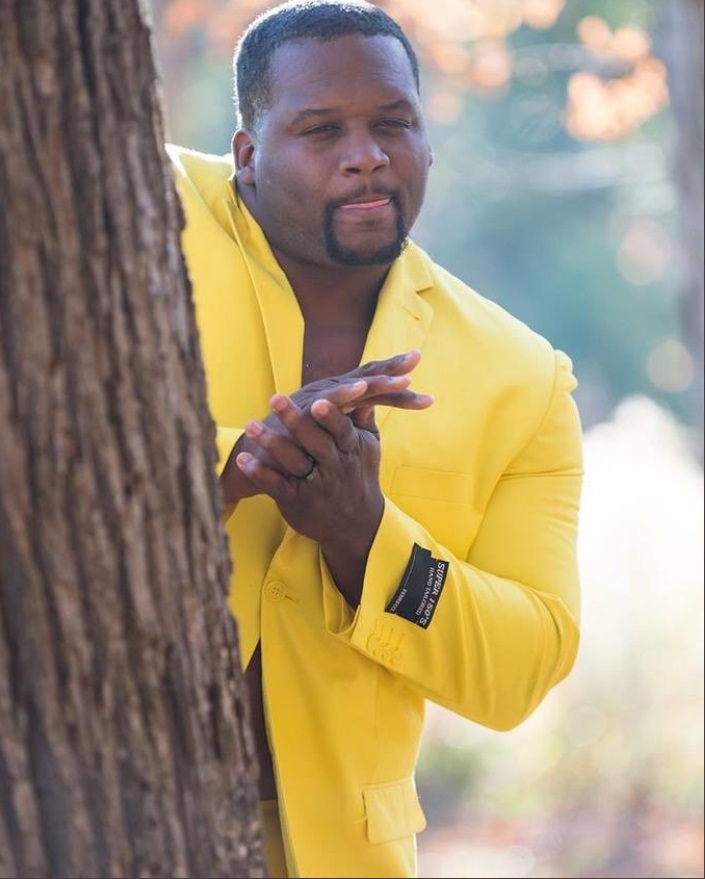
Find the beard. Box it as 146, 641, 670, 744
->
323, 197, 409, 267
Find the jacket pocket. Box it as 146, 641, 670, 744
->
362, 776, 427, 844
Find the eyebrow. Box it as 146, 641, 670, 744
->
289, 108, 334, 127
289, 98, 414, 127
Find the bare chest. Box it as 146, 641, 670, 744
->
301, 321, 369, 384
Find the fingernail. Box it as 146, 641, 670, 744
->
245, 420, 263, 437
311, 398, 331, 415
270, 395, 287, 412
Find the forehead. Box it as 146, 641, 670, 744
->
266, 34, 419, 114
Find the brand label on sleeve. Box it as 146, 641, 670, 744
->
385, 543, 449, 628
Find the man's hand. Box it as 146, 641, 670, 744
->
220, 350, 432, 505
291, 349, 431, 415
235, 394, 387, 607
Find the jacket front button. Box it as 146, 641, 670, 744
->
265, 581, 287, 602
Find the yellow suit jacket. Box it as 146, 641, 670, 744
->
168, 144, 583, 878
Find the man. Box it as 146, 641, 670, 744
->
168, 1, 583, 876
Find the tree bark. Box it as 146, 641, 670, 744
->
0, 1, 264, 877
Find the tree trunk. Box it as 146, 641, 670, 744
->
0, 2, 264, 877
659, 0, 704, 451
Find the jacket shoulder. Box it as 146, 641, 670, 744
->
416, 247, 562, 375
166, 143, 233, 182
165, 144, 234, 213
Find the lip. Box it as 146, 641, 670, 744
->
338, 197, 392, 212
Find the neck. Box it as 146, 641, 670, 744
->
274, 249, 390, 328
274, 250, 391, 384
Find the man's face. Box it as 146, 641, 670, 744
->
234, 34, 432, 269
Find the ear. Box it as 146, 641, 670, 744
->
232, 130, 256, 185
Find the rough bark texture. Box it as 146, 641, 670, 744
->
0, 1, 265, 877
659, 0, 704, 446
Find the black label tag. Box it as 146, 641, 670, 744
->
385, 543, 449, 629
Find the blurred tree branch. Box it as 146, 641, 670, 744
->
657, 0, 704, 452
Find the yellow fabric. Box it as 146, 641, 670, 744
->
168, 144, 583, 878
260, 801, 289, 878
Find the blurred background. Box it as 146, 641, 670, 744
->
146, 1, 704, 876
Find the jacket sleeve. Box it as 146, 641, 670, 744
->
215, 427, 244, 477
321, 351, 583, 731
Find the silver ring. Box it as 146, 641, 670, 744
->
300, 456, 317, 483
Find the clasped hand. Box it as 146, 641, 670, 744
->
222, 350, 433, 548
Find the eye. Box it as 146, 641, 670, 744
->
302, 123, 339, 137
377, 118, 413, 130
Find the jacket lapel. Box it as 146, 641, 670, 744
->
360, 244, 435, 431
225, 190, 305, 399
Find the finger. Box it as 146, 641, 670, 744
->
236, 429, 284, 473
353, 349, 422, 379
299, 375, 414, 412
315, 379, 368, 409
309, 398, 359, 453
291, 378, 369, 416
336, 375, 411, 412
342, 388, 434, 412
245, 420, 317, 479
235, 451, 297, 500
269, 393, 334, 462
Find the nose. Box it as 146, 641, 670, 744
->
339, 131, 390, 176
